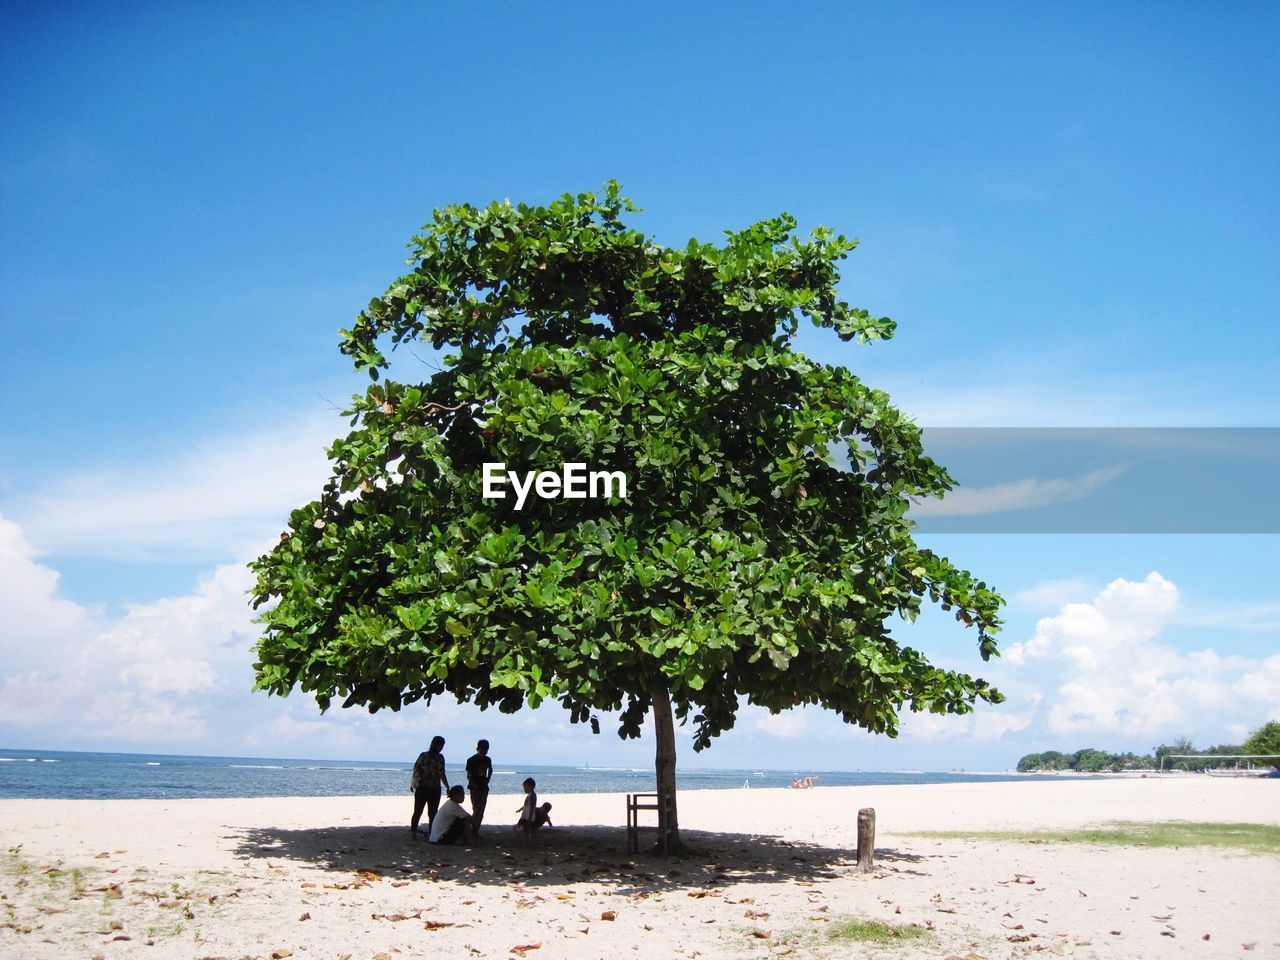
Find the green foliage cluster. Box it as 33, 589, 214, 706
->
1018, 721, 1280, 772
1016, 748, 1155, 773
1243, 720, 1280, 769
825, 918, 928, 943
911, 821, 1280, 855
250, 183, 1003, 752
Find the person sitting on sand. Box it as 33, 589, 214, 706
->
466, 739, 493, 838
410, 735, 449, 839
534, 801, 553, 829
429, 785, 475, 845
514, 777, 552, 845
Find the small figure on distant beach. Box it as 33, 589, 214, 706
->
410, 735, 449, 839
791, 775, 818, 789
515, 777, 553, 845
429, 785, 475, 845
466, 739, 493, 837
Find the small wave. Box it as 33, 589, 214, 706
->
228, 764, 285, 769
492, 770, 519, 775
39, 759, 60, 763
144, 762, 161, 766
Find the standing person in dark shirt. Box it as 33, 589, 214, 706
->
410, 735, 449, 839
465, 739, 493, 838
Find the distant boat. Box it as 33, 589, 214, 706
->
753, 771, 766, 777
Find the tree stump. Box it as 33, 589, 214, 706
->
856, 807, 875, 872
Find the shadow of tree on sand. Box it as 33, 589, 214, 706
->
229, 823, 939, 891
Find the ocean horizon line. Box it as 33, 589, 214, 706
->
0, 746, 1010, 777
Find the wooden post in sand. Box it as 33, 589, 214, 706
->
856, 807, 876, 872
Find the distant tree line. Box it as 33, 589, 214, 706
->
1016, 721, 1280, 773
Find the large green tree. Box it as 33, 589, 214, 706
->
250, 183, 1004, 851
1243, 721, 1280, 769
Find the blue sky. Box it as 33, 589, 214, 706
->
1, 2, 1276, 771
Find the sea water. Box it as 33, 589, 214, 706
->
0, 748, 1057, 800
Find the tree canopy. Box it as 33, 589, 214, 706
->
1243, 721, 1280, 769
249, 183, 1004, 847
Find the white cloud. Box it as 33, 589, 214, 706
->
901, 694, 1040, 744
0, 514, 96, 674
0, 512, 263, 745
1235, 654, 1280, 704
1010, 577, 1097, 610
1176, 602, 1280, 634
912, 465, 1126, 518
8, 412, 342, 562
754, 710, 809, 738
1002, 572, 1280, 742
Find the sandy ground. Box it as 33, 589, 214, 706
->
1, 778, 1277, 959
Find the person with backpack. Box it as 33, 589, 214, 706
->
410, 735, 449, 839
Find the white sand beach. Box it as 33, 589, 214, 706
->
2, 777, 1277, 959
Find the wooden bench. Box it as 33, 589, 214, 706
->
626, 792, 667, 854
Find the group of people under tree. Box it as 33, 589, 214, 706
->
410, 736, 552, 846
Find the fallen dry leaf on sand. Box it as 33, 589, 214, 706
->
601, 910, 616, 921
271, 951, 293, 959
749, 929, 772, 939
511, 944, 542, 955
424, 920, 455, 930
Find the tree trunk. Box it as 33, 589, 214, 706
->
650, 681, 687, 854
